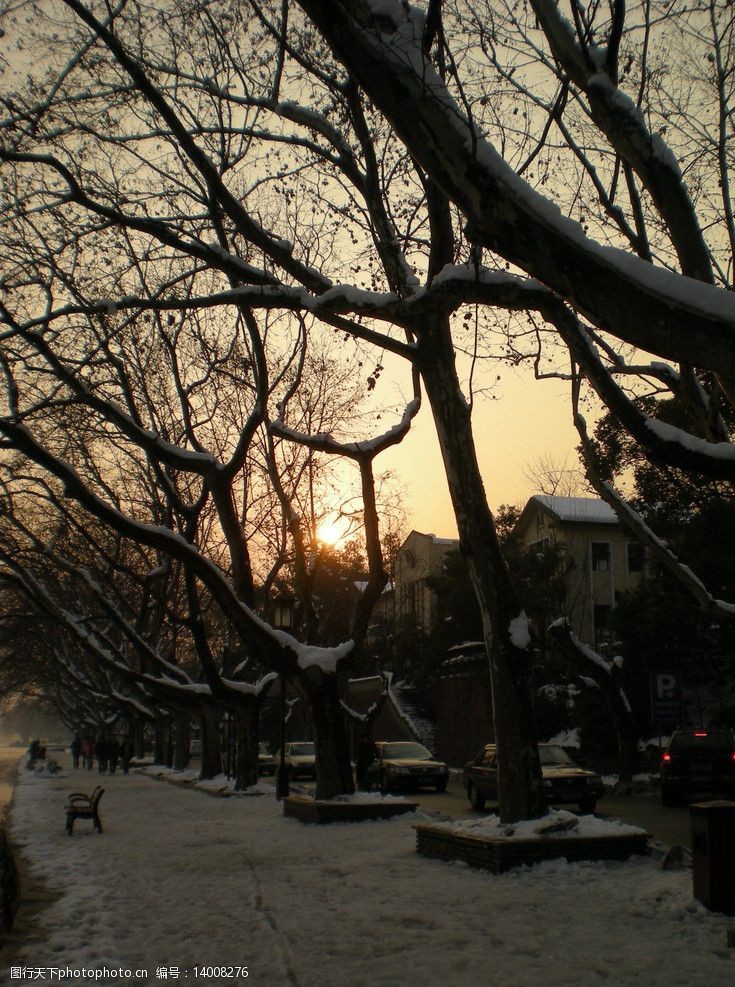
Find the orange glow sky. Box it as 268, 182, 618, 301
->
379, 363, 581, 539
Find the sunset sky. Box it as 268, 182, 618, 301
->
381, 362, 581, 539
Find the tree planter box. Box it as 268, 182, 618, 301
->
413, 823, 650, 873
283, 795, 418, 824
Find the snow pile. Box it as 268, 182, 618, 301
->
319, 791, 410, 804
5, 760, 734, 986
508, 611, 531, 649
142, 765, 200, 783
31, 761, 66, 778
602, 773, 660, 792
139, 765, 273, 796
545, 729, 581, 748
640, 736, 670, 751
430, 808, 646, 841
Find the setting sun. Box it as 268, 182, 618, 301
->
316, 518, 348, 546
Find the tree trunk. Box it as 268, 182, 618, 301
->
302, 671, 355, 800
418, 315, 545, 823
609, 698, 640, 793
551, 623, 640, 789
199, 707, 222, 781
154, 717, 168, 766
132, 718, 146, 759
234, 704, 259, 791
172, 714, 191, 771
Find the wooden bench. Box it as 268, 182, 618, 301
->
65, 787, 104, 835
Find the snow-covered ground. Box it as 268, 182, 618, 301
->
4, 760, 733, 986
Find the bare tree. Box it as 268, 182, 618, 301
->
2, 0, 735, 818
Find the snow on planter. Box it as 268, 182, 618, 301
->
414, 809, 650, 873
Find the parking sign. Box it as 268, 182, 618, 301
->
650, 671, 683, 725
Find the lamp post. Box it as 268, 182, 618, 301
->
224, 710, 235, 781
273, 597, 294, 800
276, 674, 290, 800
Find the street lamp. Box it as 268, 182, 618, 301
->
273, 597, 294, 800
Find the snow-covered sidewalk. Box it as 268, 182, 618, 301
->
3, 760, 733, 986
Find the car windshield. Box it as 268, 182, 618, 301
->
539, 745, 575, 766
382, 742, 432, 760
670, 731, 732, 752
290, 743, 314, 756
259, 743, 271, 755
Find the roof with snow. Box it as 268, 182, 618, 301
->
403, 530, 460, 548
429, 534, 460, 546
531, 495, 618, 525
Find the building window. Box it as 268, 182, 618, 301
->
407, 581, 420, 616
627, 542, 645, 573
591, 542, 611, 572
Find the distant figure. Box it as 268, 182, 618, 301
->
27, 739, 42, 770
108, 737, 120, 774
81, 737, 93, 770
121, 737, 133, 775
36, 756, 60, 776
96, 737, 109, 773
70, 736, 81, 769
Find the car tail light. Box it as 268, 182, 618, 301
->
694, 730, 708, 737
731, 752, 735, 763
662, 752, 672, 763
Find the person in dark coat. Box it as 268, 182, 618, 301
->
27, 739, 42, 770
82, 737, 95, 769
121, 736, 133, 774
96, 737, 109, 773
70, 736, 81, 769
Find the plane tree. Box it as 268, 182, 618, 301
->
0, 465, 250, 777
3, 0, 735, 818
0, 289, 407, 793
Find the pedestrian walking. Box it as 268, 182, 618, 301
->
81, 737, 93, 770
27, 739, 42, 770
70, 736, 81, 769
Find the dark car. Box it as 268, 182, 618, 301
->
258, 743, 276, 776
365, 741, 449, 794
660, 728, 735, 805
462, 743, 604, 814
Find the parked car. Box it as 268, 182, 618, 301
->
660, 728, 735, 805
258, 742, 276, 776
462, 743, 604, 813
276, 741, 316, 780
365, 741, 449, 793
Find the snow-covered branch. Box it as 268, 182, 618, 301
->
0, 420, 355, 677
298, 0, 735, 375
